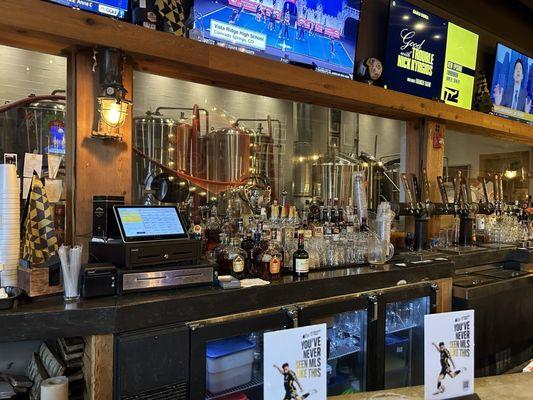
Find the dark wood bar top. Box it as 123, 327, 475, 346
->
332, 372, 533, 399
0, 259, 454, 342
1, 246, 529, 342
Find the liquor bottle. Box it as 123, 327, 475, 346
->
261, 239, 283, 281
293, 233, 309, 278
249, 231, 263, 277
360, 217, 370, 232
241, 230, 256, 275
271, 228, 286, 264
205, 216, 222, 251
219, 238, 247, 279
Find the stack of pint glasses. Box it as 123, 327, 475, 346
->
0, 164, 20, 286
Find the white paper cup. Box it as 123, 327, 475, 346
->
0, 165, 19, 194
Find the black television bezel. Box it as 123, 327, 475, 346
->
113, 205, 189, 243
45, 0, 130, 21
490, 42, 533, 125
191, 0, 363, 80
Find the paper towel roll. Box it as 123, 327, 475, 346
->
0, 164, 18, 194
41, 376, 68, 400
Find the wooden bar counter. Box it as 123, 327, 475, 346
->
331, 373, 533, 400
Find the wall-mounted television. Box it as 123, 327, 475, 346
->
491, 43, 532, 125
383, 0, 478, 109
46, 0, 129, 19
192, 0, 361, 79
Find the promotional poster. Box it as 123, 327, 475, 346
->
424, 310, 475, 400
490, 43, 533, 124
264, 324, 327, 400
193, 0, 360, 78
440, 23, 479, 109
383, 0, 447, 99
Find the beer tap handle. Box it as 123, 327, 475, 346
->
453, 176, 460, 205
463, 177, 473, 204
498, 175, 503, 204
412, 175, 421, 205
437, 176, 449, 206
422, 168, 431, 203
480, 176, 490, 207
401, 173, 415, 209
494, 174, 501, 203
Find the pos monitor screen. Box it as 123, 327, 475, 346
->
491, 43, 533, 125
114, 206, 189, 242
192, 0, 361, 79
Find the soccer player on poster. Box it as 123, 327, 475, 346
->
273, 364, 317, 400
432, 342, 466, 395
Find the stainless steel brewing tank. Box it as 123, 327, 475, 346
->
312, 158, 358, 204
205, 127, 251, 184
134, 114, 178, 167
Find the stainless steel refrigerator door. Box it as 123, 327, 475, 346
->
298, 294, 372, 395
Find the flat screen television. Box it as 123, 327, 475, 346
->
46, 0, 129, 19
383, 0, 478, 109
192, 0, 361, 79
490, 43, 533, 125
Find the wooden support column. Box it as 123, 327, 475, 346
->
404, 119, 446, 240
83, 334, 114, 400
404, 119, 423, 234
422, 120, 446, 238
434, 277, 453, 313
71, 49, 133, 260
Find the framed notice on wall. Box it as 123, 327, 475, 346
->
264, 324, 327, 399
424, 310, 475, 400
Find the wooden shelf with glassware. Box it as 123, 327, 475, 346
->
0, 0, 531, 144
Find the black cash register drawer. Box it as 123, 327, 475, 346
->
129, 242, 200, 266
89, 239, 201, 269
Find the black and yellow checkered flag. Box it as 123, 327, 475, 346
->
22, 174, 58, 265
155, 0, 186, 36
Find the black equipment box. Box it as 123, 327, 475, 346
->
89, 238, 201, 269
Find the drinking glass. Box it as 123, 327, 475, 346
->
367, 235, 394, 266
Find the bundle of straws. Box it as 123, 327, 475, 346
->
58, 245, 83, 301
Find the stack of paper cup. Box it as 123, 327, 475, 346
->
0, 164, 20, 286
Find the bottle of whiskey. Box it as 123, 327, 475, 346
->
261, 240, 283, 281
241, 230, 256, 275
249, 231, 263, 278
219, 238, 247, 279
292, 233, 309, 278
205, 216, 222, 251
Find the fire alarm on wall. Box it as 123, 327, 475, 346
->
432, 124, 444, 149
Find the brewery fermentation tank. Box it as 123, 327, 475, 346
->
312, 154, 359, 205
205, 127, 251, 185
